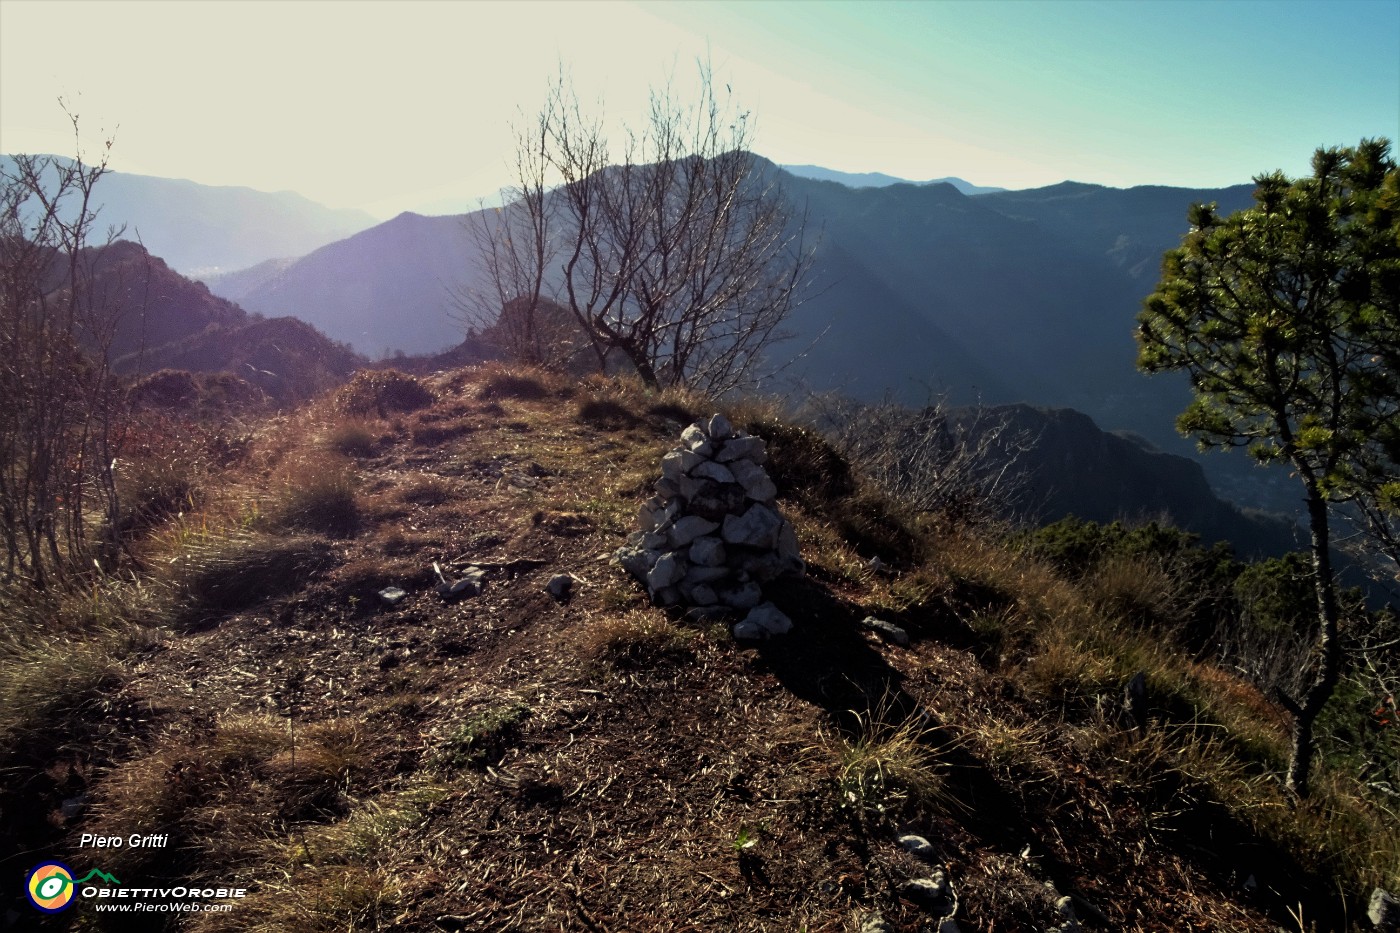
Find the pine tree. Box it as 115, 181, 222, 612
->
1137, 138, 1400, 797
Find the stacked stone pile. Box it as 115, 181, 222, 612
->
615, 414, 802, 635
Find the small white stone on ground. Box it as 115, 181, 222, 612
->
899, 834, 934, 858
546, 574, 575, 599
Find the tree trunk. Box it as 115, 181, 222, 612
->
1283, 482, 1343, 798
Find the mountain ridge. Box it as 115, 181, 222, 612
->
186, 156, 1283, 513
780, 163, 1007, 195
1, 154, 377, 275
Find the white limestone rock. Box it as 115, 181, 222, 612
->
861, 616, 910, 647
683, 564, 730, 585
647, 553, 685, 590
668, 515, 719, 549
722, 503, 783, 549
546, 574, 576, 600
690, 584, 718, 606
680, 424, 713, 456
716, 435, 767, 464
777, 521, 801, 561
718, 580, 764, 610
731, 619, 765, 640
728, 457, 778, 502
688, 535, 727, 567
690, 460, 736, 485
745, 602, 792, 635
899, 834, 935, 858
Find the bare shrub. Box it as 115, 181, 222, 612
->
807, 392, 1035, 528
465, 64, 813, 394
1, 121, 140, 587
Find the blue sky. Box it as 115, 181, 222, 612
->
1, 0, 1396, 217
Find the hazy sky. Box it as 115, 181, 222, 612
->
2, 0, 1397, 218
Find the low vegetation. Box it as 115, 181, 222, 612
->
1, 362, 1395, 932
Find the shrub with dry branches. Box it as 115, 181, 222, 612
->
0, 115, 140, 588
464, 63, 813, 394
806, 391, 1035, 527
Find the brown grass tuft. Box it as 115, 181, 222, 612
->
583, 612, 698, 669
266, 453, 361, 537
337, 370, 434, 417
162, 528, 337, 625
476, 365, 553, 401
326, 419, 380, 458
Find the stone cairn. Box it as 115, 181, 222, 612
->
615, 414, 802, 638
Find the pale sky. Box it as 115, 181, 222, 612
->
2, 0, 1397, 219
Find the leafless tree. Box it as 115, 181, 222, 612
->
806, 391, 1037, 527
467, 65, 813, 394
0, 112, 131, 588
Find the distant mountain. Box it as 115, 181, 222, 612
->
768, 170, 1281, 511
212, 211, 474, 358
978, 181, 1257, 281
781, 164, 1006, 195
216, 155, 1284, 511
201, 257, 300, 303
217, 160, 1254, 426
775, 171, 1257, 410
981, 404, 1297, 557
1, 155, 377, 275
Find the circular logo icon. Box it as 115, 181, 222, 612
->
27, 861, 77, 913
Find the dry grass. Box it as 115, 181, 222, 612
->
114, 455, 202, 534
337, 369, 434, 417
158, 526, 337, 625
393, 472, 458, 506
6, 363, 1388, 932
0, 630, 125, 758
291, 781, 446, 862
87, 712, 378, 882
832, 694, 949, 817
188, 864, 401, 933
1084, 551, 1188, 630
476, 364, 556, 401
432, 700, 531, 771
265, 452, 361, 537
582, 611, 698, 669
325, 418, 380, 458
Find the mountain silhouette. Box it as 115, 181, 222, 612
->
1, 155, 376, 275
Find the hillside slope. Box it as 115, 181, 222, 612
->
210, 164, 1259, 464
982, 404, 1298, 556
3, 366, 1392, 932
40, 240, 366, 406
197, 163, 1301, 522
0, 155, 377, 275
215, 211, 474, 358
114, 315, 366, 406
